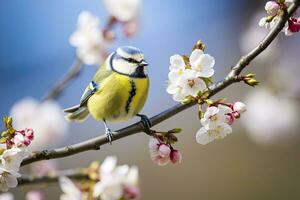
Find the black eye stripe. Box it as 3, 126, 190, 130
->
113, 53, 144, 64
124, 57, 141, 64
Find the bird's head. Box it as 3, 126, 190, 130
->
107, 46, 148, 78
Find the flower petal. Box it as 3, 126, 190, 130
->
170, 55, 185, 71
196, 68, 215, 78
101, 156, 117, 176
189, 49, 204, 66
196, 127, 214, 145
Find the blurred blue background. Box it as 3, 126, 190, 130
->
1, 0, 300, 199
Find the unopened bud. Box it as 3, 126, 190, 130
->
193, 40, 206, 51
233, 111, 241, 119
226, 114, 235, 125
233, 102, 247, 113
158, 144, 171, 158
244, 78, 259, 87
246, 73, 256, 78
24, 128, 34, 140
170, 150, 182, 164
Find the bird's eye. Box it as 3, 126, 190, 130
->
126, 58, 137, 63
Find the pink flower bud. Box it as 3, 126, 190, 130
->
170, 150, 182, 164
158, 144, 171, 158
226, 114, 235, 125
24, 128, 34, 140
123, 185, 141, 199
265, 1, 279, 15
288, 18, 300, 33
233, 102, 247, 114
233, 111, 241, 119
154, 156, 170, 166
13, 133, 26, 146
26, 190, 45, 200
14, 133, 31, 146
123, 21, 138, 37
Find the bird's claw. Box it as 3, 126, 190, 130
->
105, 128, 114, 144
137, 114, 153, 135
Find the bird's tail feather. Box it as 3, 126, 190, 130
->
64, 105, 89, 123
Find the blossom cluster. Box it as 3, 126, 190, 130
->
167, 43, 215, 102
70, 0, 140, 65
0, 117, 34, 192
259, 0, 300, 36
70, 11, 107, 65
59, 156, 140, 200
149, 129, 182, 166
196, 102, 246, 145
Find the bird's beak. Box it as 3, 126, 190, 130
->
139, 60, 148, 67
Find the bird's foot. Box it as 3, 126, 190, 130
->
105, 127, 115, 144
137, 114, 153, 135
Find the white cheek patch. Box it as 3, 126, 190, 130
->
112, 59, 137, 75
143, 66, 148, 75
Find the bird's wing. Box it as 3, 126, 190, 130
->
79, 64, 113, 106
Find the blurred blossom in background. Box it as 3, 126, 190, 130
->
1, 0, 300, 199
10, 98, 68, 151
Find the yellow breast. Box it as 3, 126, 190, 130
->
87, 73, 149, 122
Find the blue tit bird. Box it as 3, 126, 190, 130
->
64, 46, 151, 143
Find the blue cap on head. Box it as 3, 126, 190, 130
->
116, 46, 143, 57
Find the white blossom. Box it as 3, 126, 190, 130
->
1, 148, 29, 172
177, 69, 206, 97
103, 0, 140, 22
169, 54, 185, 72
241, 87, 298, 144
93, 156, 139, 200
258, 1, 293, 36
196, 122, 232, 145
167, 69, 206, 102
0, 168, 20, 192
189, 49, 215, 78
70, 11, 105, 65
196, 104, 235, 145
0, 193, 14, 200
10, 98, 68, 151
201, 105, 232, 129
59, 176, 82, 200
265, 1, 279, 15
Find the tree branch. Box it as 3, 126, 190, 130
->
42, 58, 83, 101
18, 168, 88, 186
21, 1, 300, 166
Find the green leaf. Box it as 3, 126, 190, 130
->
182, 55, 190, 66
1, 130, 9, 137
198, 110, 203, 119
205, 99, 214, 105
201, 77, 214, 87
0, 137, 7, 143
170, 128, 182, 134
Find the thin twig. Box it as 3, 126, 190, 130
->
18, 168, 89, 186
42, 58, 82, 101
21, 1, 300, 167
